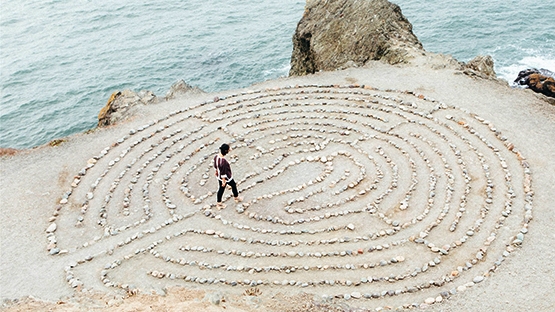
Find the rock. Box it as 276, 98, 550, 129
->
351, 291, 361, 299
0, 148, 19, 157
98, 90, 159, 127
71, 280, 82, 288
289, 0, 423, 76
46, 223, 57, 233
514, 68, 555, 98
473, 276, 485, 283
206, 292, 222, 305
463, 55, 496, 79
165, 79, 205, 100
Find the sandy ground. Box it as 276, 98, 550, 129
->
1, 56, 554, 311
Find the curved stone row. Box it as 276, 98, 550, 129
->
47, 84, 533, 310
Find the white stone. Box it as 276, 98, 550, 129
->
46, 223, 57, 233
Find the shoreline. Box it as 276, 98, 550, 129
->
1, 60, 551, 156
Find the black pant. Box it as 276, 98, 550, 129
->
217, 179, 238, 202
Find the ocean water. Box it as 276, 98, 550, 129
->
395, 0, 555, 80
1, 1, 554, 149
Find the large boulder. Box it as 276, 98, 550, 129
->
514, 68, 555, 99
98, 90, 158, 127
289, 0, 424, 76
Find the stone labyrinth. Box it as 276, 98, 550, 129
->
47, 84, 533, 309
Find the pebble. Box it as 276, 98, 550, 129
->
46, 223, 57, 233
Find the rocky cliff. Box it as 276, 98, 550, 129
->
98, 90, 158, 127
288, 0, 504, 83
289, 0, 424, 76
98, 80, 205, 127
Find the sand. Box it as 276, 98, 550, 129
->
1, 57, 554, 311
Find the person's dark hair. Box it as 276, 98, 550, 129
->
220, 143, 230, 156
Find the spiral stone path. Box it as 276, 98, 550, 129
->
39, 81, 536, 310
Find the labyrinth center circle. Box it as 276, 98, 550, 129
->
50, 85, 533, 307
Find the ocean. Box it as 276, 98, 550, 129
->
1, 0, 554, 149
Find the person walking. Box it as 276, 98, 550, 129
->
214, 143, 242, 209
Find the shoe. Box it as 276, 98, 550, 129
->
216, 203, 226, 210
234, 196, 243, 203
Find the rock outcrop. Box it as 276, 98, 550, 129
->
98, 80, 205, 127
462, 55, 496, 79
289, 0, 424, 76
165, 79, 205, 101
98, 90, 158, 127
0, 148, 19, 157
514, 68, 555, 98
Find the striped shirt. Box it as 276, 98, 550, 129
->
214, 155, 233, 181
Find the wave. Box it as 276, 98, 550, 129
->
497, 55, 555, 84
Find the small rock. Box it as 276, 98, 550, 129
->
46, 223, 57, 233
473, 276, 485, 283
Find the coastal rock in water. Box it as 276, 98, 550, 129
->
165, 80, 205, 101
98, 90, 158, 127
289, 0, 423, 76
526, 74, 555, 98
514, 68, 555, 98
463, 55, 496, 79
